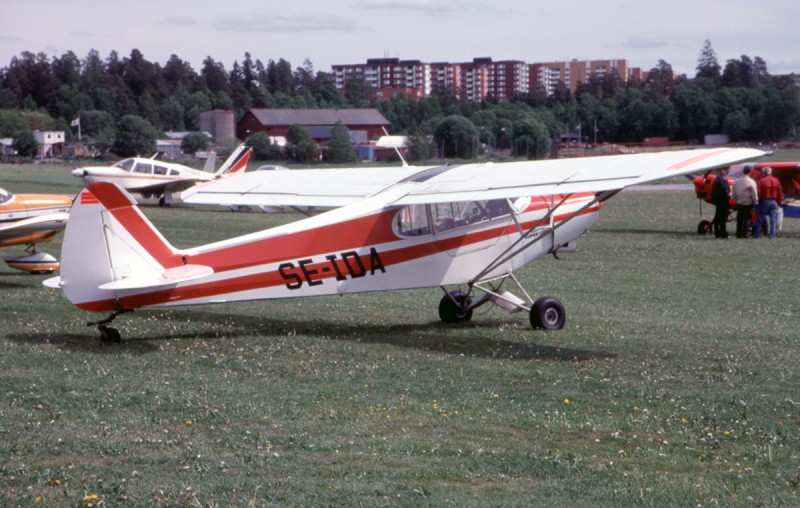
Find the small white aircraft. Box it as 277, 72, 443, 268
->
70, 144, 253, 206
45, 148, 762, 342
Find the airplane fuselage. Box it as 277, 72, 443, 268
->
0, 189, 72, 247
56, 184, 601, 312
71, 158, 214, 195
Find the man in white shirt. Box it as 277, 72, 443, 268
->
732, 166, 758, 238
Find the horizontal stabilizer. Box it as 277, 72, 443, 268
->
98, 264, 214, 290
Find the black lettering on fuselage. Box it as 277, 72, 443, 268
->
279, 248, 387, 290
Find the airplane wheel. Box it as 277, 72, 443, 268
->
158, 196, 166, 207
697, 220, 712, 235
99, 325, 121, 343
530, 296, 566, 330
438, 291, 473, 324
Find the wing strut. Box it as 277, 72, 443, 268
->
469, 189, 620, 286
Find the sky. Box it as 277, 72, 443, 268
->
2, 0, 799, 78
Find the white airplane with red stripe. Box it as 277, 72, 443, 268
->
70, 143, 252, 206
45, 148, 762, 342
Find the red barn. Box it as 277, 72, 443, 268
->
237, 109, 391, 143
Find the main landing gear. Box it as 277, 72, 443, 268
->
437, 274, 567, 330
87, 308, 132, 342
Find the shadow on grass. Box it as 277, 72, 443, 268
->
593, 228, 698, 238
159, 309, 616, 362
0, 280, 29, 289
5, 332, 160, 354
7, 309, 616, 362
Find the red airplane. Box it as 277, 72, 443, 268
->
692, 160, 800, 234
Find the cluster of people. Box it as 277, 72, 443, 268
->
712, 165, 783, 239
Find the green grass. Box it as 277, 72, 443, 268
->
2, 158, 800, 506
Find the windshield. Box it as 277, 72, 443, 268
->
0, 187, 12, 205
113, 159, 135, 172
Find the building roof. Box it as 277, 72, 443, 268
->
247, 109, 390, 127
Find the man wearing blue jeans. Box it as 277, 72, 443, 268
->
755, 167, 782, 238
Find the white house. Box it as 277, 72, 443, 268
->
34, 131, 65, 158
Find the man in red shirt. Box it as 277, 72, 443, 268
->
755, 167, 782, 238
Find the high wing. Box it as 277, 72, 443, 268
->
182, 148, 763, 208
180, 165, 437, 207
387, 148, 765, 205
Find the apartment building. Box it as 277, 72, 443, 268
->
530, 59, 630, 95
334, 57, 636, 100
332, 58, 431, 99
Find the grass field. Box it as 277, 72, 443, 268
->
1, 155, 799, 506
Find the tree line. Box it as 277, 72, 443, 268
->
0, 40, 797, 162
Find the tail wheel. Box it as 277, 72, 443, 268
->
530, 296, 566, 330
438, 291, 473, 324
98, 325, 121, 343
697, 219, 712, 235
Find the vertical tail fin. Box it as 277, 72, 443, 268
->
201, 151, 218, 173
214, 144, 253, 177
50, 183, 210, 311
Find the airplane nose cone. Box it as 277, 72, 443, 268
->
71, 168, 87, 178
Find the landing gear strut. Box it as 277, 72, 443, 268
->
87, 308, 132, 342
438, 275, 567, 331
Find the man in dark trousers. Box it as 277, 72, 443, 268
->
711, 166, 731, 238
732, 166, 758, 238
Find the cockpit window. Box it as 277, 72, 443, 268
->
395, 204, 430, 236
114, 159, 135, 172
395, 199, 513, 236
0, 187, 12, 204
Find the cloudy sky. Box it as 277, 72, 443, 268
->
2, 0, 798, 77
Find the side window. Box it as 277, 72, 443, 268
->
431, 202, 461, 233
169, 169, 180, 176
153, 164, 168, 175
133, 162, 153, 174
395, 204, 430, 236
485, 199, 512, 219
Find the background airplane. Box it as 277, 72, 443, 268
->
0, 186, 71, 273
46, 148, 763, 342
692, 160, 800, 234
71, 144, 252, 206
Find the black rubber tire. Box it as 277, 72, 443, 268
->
697, 219, 712, 235
530, 296, 566, 330
438, 291, 473, 324
99, 325, 121, 343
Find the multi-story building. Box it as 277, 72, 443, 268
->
429, 62, 462, 97
529, 59, 630, 95
332, 58, 431, 99
334, 57, 638, 100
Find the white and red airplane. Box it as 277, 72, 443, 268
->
45, 148, 762, 342
70, 144, 253, 206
